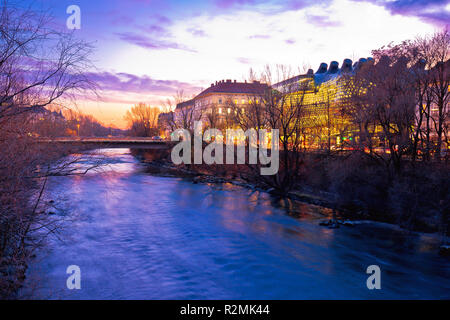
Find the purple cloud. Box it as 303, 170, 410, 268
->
86, 71, 202, 96
215, 0, 256, 9
285, 38, 296, 45
236, 57, 252, 64
249, 34, 271, 39
129, 16, 174, 42
109, 14, 135, 27
152, 14, 172, 25
284, 0, 332, 10
142, 24, 168, 35
115, 32, 195, 52
354, 0, 449, 26
306, 14, 342, 27
187, 28, 207, 37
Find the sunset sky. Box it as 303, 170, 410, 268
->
26, 0, 448, 128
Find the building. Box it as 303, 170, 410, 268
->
273, 58, 374, 149
173, 99, 195, 128
173, 79, 269, 129
162, 57, 448, 151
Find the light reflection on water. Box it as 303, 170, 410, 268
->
21, 148, 450, 299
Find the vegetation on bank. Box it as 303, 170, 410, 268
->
133, 146, 448, 239
0, 2, 99, 298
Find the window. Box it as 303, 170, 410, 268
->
218, 98, 222, 104
241, 99, 246, 104
227, 108, 231, 114
218, 108, 222, 114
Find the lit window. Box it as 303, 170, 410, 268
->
241, 99, 246, 104
227, 108, 231, 114
218, 108, 222, 114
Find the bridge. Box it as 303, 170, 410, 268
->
38, 137, 177, 149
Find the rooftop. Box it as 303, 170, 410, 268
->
196, 79, 269, 98
175, 99, 195, 110
273, 57, 374, 90
176, 80, 269, 109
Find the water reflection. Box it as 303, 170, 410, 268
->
21, 148, 450, 299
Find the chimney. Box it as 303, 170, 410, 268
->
211, 83, 214, 87
354, 57, 368, 71
226, 79, 231, 83
327, 61, 339, 74
234, 80, 236, 83
341, 58, 352, 72
316, 62, 328, 74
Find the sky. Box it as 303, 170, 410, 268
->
24, 0, 449, 128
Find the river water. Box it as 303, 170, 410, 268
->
21, 148, 449, 299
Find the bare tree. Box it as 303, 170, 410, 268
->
0, 2, 97, 119
0, 1, 98, 298
124, 103, 160, 137
226, 65, 314, 194
341, 55, 418, 177
168, 90, 203, 133
421, 29, 449, 161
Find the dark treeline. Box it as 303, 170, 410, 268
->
25, 107, 126, 138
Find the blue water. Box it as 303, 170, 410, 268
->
21, 149, 450, 299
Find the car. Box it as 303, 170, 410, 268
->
151, 136, 163, 141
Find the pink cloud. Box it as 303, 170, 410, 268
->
86, 71, 202, 96
115, 32, 196, 52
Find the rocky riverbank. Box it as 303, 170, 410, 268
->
135, 153, 449, 256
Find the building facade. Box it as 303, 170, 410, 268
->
173, 79, 269, 130
273, 59, 366, 149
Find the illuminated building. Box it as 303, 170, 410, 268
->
272, 58, 372, 149
173, 79, 269, 129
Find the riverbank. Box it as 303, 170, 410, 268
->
133, 149, 449, 253
144, 158, 336, 209
0, 144, 106, 299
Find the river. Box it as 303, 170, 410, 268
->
20, 148, 450, 299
